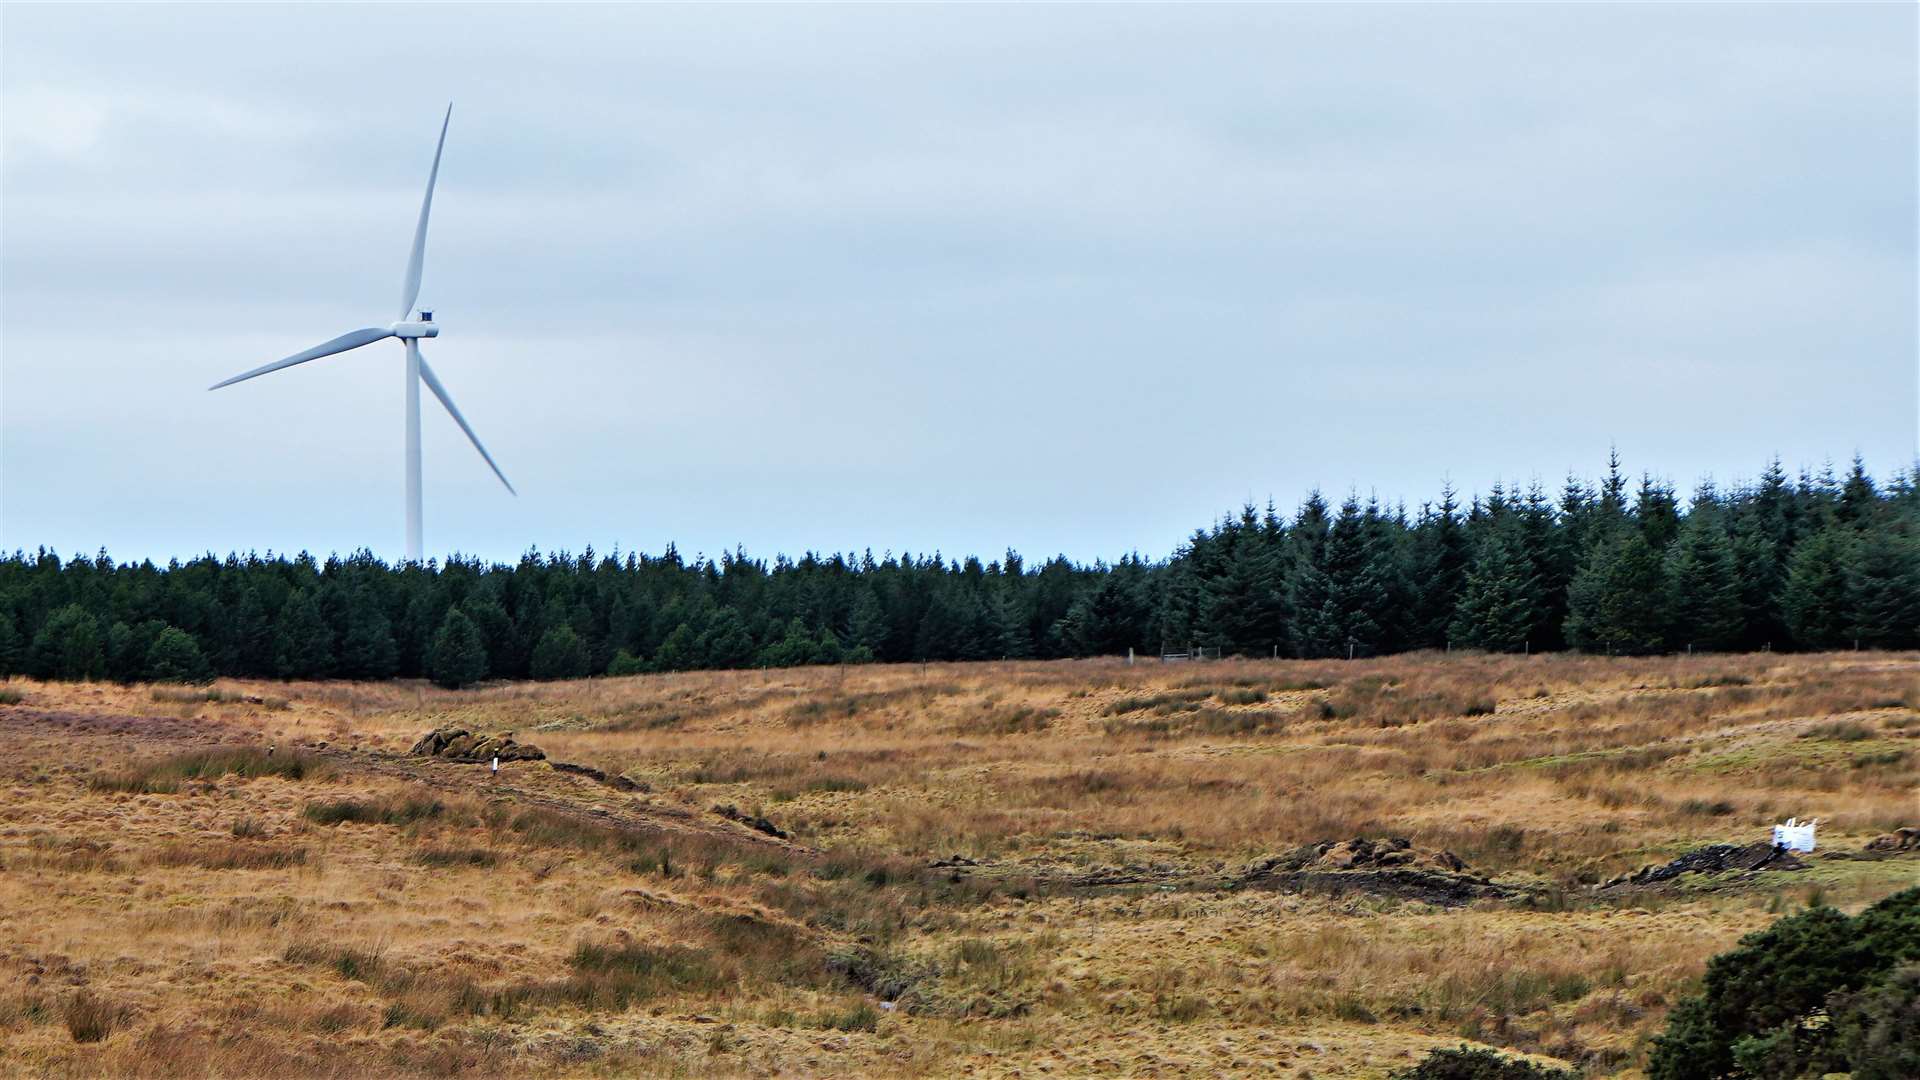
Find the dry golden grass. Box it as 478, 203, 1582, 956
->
0, 651, 1914, 1077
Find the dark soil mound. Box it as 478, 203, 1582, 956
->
1598, 841, 1806, 891
410, 727, 545, 764
1238, 838, 1520, 908
1864, 827, 1920, 854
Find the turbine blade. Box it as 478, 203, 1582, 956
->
208, 327, 394, 390
398, 102, 452, 320
417, 352, 515, 495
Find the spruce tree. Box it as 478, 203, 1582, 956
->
1665, 514, 1744, 652
1289, 496, 1389, 658
273, 591, 335, 679
145, 626, 211, 683
1564, 532, 1668, 654
1847, 530, 1920, 650
427, 608, 488, 689
530, 624, 590, 679
1449, 533, 1540, 652
1410, 485, 1470, 649
1781, 527, 1857, 650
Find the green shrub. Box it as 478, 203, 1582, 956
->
1648, 887, 1920, 1080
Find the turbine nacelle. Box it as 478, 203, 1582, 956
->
391, 318, 439, 339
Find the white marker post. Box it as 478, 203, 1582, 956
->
491, 755, 499, 780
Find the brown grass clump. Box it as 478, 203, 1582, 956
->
63, 990, 124, 1043
89, 745, 327, 793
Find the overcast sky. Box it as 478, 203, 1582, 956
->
2, 4, 1914, 567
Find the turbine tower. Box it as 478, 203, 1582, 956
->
209, 104, 513, 563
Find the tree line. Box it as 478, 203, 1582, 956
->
2, 453, 1914, 688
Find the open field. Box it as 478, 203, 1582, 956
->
0, 651, 1915, 1077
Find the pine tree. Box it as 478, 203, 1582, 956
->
273, 591, 335, 679
1564, 532, 1668, 654
0, 613, 19, 676
698, 608, 756, 669
1665, 515, 1744, 652
29, 604, 105, 681
337, 589, 398, 679
992, 590, 1034, 659
228, 585, 275, 677
530, 624, 590, 680
1448, 532, 1540, 652
145, 626, 211, 683
107, 620, 166, 683
427, 608, 488, 689
653, 623, 700, 671
1781, 527, 1857, 650
846, 588, 888, 658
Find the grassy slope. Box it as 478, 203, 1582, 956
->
0, 651, 1914, 1077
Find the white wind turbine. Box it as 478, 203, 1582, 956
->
210, 103, 513, 563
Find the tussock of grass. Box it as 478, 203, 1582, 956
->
149, 687, 290, 709
63, 991, 123, 1043
0, 688, 25, 705
410, 846, 499, 869
150, 841, 307, 871
1800, 720, 1874, 742
302, 794, 445, 826
90, 747, 327, 793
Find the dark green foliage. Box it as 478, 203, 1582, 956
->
145, 626, 211, 683
30, 604, 105, 680
1846, 529, 1920, 650
273, 590, 333, 679
427, 608, 488, 689
1666, 513, 1745, 651
0, 454, 1912, 685
1648, 887, 1920, 1080
1565, 531, 1669, 654
1448, 532, 1540, 653
337, 587, 398, 679
1781, 527, 1857, 650
530, 623, 589, 680
606, 648, 648, 676
1390, 1046, 1574, 1080
1831, 963, 1920, 1080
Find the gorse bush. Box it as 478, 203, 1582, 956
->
1647, 886, 1920, 1080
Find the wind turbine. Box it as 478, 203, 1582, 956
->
209, 103, 513, 563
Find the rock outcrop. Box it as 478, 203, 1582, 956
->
410, 727, 545, 764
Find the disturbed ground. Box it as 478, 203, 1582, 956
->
0, 651, 1915, 1077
